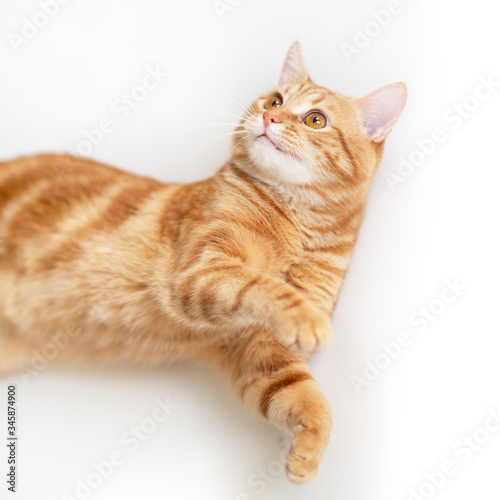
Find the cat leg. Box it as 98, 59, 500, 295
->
210, 328, 332, 484
170, 256, 332, 354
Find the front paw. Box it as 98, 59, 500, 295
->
286, 395, 332, 484
271, 301, 331, 354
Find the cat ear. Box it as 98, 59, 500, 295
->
356, 83, 407, 143
279, 42, 310, 86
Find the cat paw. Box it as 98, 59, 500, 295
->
285, 419, 330, 484
272, 301, 331, 354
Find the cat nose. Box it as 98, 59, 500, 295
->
263, 111, 282, 129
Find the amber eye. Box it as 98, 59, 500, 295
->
303, 111, 327, 129
264, 94, 283, 109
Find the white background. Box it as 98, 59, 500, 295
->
1, 0, 500, 499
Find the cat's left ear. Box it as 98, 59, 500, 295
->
356, 83, 407, 143
279, 42, 310, 86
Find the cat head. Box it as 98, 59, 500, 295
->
234, 42, 407, 188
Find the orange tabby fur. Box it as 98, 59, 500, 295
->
0, 43, 406, 483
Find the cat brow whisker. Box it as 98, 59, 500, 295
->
212, 88, 249, 115
214, 88, 261, 126
216, 87, 253, 111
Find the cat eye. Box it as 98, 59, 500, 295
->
264, 94, 283, 109
303, 111, 327, 129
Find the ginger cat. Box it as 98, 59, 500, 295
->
0, 42, 406, 483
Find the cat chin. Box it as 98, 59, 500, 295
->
249, 143, 315, 186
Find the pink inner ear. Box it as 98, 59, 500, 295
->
357, 83, 407, 142
279, 42, 309, 87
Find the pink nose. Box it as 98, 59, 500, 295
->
263, 111, 282, 129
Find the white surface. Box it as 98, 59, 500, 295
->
1, 0, 500, 499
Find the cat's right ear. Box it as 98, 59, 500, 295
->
279, 42, 310, 86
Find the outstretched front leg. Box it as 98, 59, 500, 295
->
210, 328, 332, 484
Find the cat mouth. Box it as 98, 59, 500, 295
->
257, 133, 284, 153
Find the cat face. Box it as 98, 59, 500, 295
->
235, 42, 407, 188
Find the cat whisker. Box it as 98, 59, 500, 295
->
211, 88, 249, 115
189, 122, 242, 131
214, 87, 252, 113
188, 130, 249, 160
198, 109, 246, 121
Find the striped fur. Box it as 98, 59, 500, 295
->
0, 43, 406, 484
